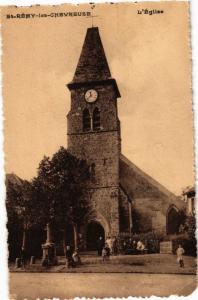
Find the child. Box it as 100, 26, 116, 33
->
102, 244, 110, 262
176, 244, 185, 268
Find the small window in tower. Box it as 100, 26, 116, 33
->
90, 163, 95, 181
83, 108, 91, 131
93, 107, 100, 131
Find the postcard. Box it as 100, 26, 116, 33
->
1, 1, 196, 299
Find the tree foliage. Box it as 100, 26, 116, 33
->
6, 147, 90, 256
6, 174, 36, 257
32, 147, 90, 229
6, 175, 36, 229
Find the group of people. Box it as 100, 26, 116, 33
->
97, 236, 185, 268
128, 239, 146, 254
113, 238, 147, 255
17, 239, 186, 269
97, 237, 148, 256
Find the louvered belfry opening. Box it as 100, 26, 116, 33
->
93, 107, 100, 131
83, 108, 91, 131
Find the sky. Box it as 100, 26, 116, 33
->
2, 1, 194, 195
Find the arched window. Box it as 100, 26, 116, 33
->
83, 108, 91, 131
167, 205, 182, 235
93, 107, 100, 131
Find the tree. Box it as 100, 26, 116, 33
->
32, 147, 90, 250
6, 174, 36, 259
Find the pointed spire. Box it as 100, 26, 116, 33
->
72, 27, 111, 83
67, 27, 121, 98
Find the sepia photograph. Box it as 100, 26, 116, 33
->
1, 1, 197, 299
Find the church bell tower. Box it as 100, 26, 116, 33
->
67, 27, 121, 241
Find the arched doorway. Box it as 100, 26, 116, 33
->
86, 221, 105, 250
167, 206, 181, 234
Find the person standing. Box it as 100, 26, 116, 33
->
176, 244, 185, 268
132, 240, 137, 254
105, 244, 110, 260
102, 245, 107, 262
20, 247, 26, 269
72, 249, 81, 267
137, 240, 145, 254
97, 236, 104, 256
106, 236, 113, 254
65, 245, 73, 268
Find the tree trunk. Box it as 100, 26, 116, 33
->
62, 228, 66, 255
22, 228, 27, 249
73, 223, 78, 250
128, 201, 133, 236
46, 223, 53, 243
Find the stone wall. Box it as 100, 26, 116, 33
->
68, 131, 120, 187
78, 187, 120, 237
119, 187, 130, 234
67, 130, 120, 237
67, 83, 121, 238
132, 197, 167, 234
67, 84, 119, 135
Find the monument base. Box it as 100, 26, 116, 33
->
41, 242, 58, 266
160, 241, 173, 254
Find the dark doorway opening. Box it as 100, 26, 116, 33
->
167, 206, 181, 234
86, 221, 105, 250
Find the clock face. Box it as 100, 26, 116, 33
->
85, 89, 98, 103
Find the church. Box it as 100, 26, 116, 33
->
66, 27, 185, 250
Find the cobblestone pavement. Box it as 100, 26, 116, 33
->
10, 272, 197, 299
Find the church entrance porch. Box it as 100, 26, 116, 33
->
86, 221, 105, 251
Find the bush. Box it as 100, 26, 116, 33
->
169, 215, 197, 256
171, 236, 197, 256
185, 215, 196, 239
